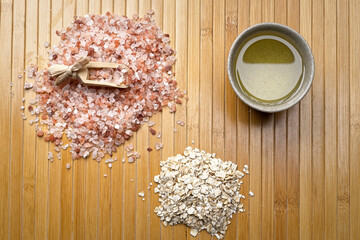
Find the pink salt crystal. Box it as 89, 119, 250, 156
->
149, 128, 156, 135
126, 143, 134, 152
132, 14, 139, 20
24, 83, 33, 90
155, 142, 163, 151
113, 71, 123, 85
66, 163, 71, 169
48, 152, 54, 161
83, 143, 92, 148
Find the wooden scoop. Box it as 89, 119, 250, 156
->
48, 57, 129, 88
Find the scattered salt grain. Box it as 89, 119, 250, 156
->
176, 120, 185, 126
44, 41, 50, 48
126, 144, 134, 152
104, 174, 107, 177
108, 163, 112, 168
48, 152, 54, 161
37, 130, 44, 137
24, 82, 33, 90
249, 191, 254, 197
128, 157, 135, 163
62, 144, 69, 150
138, 191, 145, 197
66, 163, 71, 169
18, 74, 22, 79
155, 142, 163, 151
149, 128, 156, 135
20, 106, 25, 110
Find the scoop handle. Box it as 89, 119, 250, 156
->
86, 62, 129, 70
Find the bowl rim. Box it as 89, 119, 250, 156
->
227, 22, 315, 113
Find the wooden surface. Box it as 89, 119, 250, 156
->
0, 0, 360, 239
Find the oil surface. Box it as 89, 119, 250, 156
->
235, 33, 304, 103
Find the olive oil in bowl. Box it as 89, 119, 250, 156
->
227, 23, 315, 112
235, 32, 304, 104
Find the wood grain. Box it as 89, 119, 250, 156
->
10, 0, 25, 239
299, 0, 313, 239
312, 0, 326, 239
0, 0, 359, 239
349, 0, 360, 239
324, 0, 337, 239
0, 0, 12, 238
36, 0, 50, 239
22, 0, 38, 239
337, 0, 350, 239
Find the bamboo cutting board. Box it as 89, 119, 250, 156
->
1, 0, 360, 239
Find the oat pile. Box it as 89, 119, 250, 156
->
154, 147, 247, 239
24, 11, 184, 160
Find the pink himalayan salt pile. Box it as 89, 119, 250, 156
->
26, 11, 183, 161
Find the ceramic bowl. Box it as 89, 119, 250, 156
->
227, 23, 315, 113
